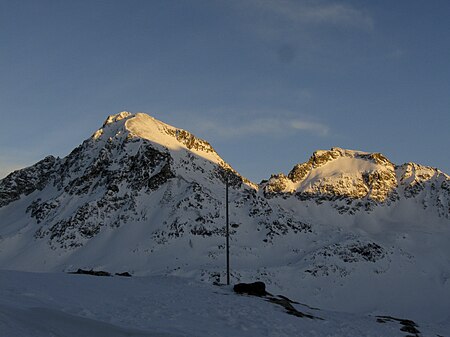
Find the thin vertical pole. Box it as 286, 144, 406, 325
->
226, 176, 230, 285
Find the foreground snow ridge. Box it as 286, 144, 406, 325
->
0, 270, 447, 337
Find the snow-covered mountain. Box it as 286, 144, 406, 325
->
0, 112, 449, 325
262, 147, 449, 217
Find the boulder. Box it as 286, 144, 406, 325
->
233, 281, 267, 297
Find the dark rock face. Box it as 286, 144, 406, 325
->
233, 281, 267, 297
69, 269, 132, 277
303, 241, 388, 278
69, 269, 111, 277
115, 272, 132, 277
376, 316, 421, 336
125, 143, 175, 191
344, 242, 385, 262
166, 128, 215, 154
0, 156, 58, 207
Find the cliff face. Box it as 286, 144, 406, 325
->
0, 112, 449, 318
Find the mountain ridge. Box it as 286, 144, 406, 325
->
262, 145, 449, 217
0, 111, 449, 321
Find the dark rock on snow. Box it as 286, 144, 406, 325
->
233, 281, 267, 297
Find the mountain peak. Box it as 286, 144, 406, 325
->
102, 111, 133, 127
124, 113, 221, 161
262, 147, 400, 202
309, 147, 393, 167
93, 112, 219, 160
87, 112, 252, 190
285, 147, 394, 184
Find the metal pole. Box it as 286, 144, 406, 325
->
226, 176, 230, 285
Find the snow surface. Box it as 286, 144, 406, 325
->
1, 270, 448, 337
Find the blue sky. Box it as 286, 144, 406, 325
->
1, 0, 449, 182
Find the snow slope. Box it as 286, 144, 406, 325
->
0, 112, 449, 329
0, 270, 447, 337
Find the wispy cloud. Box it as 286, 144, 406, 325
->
239, 0, 374, 30
193, 117, 329, 139
290, 120, 329, 135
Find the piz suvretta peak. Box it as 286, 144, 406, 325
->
263, 147, 449, 215
0, 111, 449, 321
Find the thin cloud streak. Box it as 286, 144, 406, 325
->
194, 118, 329, 139
240, 0, 374, 30
290, 120, 329, 135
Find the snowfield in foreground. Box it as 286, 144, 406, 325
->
0, 270, 448, 337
